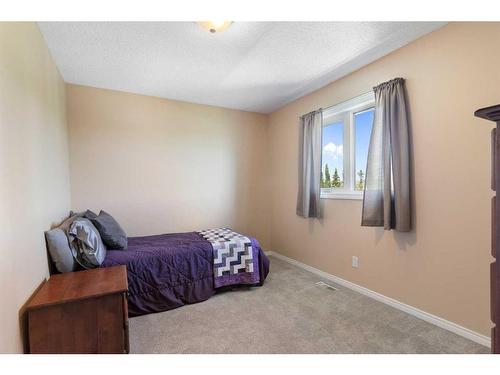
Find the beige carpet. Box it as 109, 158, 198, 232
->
129, 256, 489, 353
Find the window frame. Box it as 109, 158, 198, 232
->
321, 92, 375, 200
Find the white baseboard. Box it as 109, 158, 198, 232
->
267, 251, 490, 348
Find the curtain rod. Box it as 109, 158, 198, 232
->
321, 89, 373, 112
301, 89, 373, 118
303, 78, 404, 116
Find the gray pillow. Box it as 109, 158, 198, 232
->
70, 209, 98, 219
68, 218, 107, 269
45, 215, 80, 273
84, 209, 98, 220
90, 210, 127, 250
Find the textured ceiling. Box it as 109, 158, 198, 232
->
38, 22, 445, 113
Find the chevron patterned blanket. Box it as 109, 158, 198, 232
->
197, 228, 261, 288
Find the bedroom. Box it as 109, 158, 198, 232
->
1, 0, 500, 372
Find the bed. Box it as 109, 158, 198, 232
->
101, 230, 269, 316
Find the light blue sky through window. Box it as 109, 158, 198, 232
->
354, 109, 374, 185
322, 122, 344, 182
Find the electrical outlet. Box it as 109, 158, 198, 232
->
352, 256, 359, 268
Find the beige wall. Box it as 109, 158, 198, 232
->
67, 85, 270, 249
268, 22, 500, 336
0, 23, 71, 353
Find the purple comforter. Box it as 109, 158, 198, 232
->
102, 232, 269, 316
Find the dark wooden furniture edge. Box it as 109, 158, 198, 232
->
475, 104, 500, 354
475, 105, 500, 122
19, 278, 47, 353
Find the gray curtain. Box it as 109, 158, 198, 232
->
297, 109, 323, 218
361, 78, 411, 231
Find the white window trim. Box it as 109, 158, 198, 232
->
321, 91, 375, 201
321, 189, 363, 200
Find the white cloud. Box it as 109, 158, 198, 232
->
323, 142, 343, 160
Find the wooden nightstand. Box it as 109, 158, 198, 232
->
26, 265, 129, 354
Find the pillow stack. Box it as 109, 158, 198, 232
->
45, 209, 127, 273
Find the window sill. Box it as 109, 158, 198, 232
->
320, 191, 363, 200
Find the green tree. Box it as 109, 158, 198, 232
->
332, 168, 341, 187
320, 170, 325, 188
324, 164, 331, 188
356, 169, 365, 190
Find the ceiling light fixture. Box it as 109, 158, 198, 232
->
198, 21, 232, 33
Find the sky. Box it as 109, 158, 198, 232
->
322, 109, 374, 184
322, 121, 344, 180
354, 109, 374, 183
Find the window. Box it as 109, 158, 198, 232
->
321, 92, 374, 200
